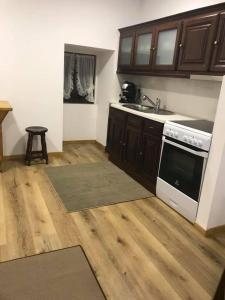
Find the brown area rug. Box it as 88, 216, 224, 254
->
45, 161, 153, 212
0, 246, 106, 300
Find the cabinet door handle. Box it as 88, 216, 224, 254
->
139, 152, 143, 156
148, 126, 154, 129
151, 47, 155, 51
214, 40, 218, 45
179, 43, 183, 48
123, 143, 126, 147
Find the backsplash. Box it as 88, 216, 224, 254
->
118, 75, 222, 121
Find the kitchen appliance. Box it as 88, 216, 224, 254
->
156, 119, 214, 223
119, 81, 137, 103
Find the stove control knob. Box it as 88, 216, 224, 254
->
174, 132, 178, 138
170, 132, 174, 137
183, 136, 187, 142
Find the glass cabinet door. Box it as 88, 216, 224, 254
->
156, 29, 177, 65
153, 22, 181, 70
119, 36, 134, 66
135, 33, 152, 65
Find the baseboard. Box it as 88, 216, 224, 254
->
63, 139, 106, 151
194, 223, 207, 235
4, 154, 25, 161
205, 224, 225, 237
94, 141, 106, 151
4, 151, 63, 160
63, 140, 96, 145
194, 223, 225, 237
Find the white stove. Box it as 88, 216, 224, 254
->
164, 119, 213, 151
156, 119, 214, 223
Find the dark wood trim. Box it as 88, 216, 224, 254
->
152, 20, 182, 71
210, 11, 225, 72
132, 26, 155, 70
177, 13, 219, 72
117, 30, 136, 69
119, 2, 225, 32
213, 268, 225, 300
117, 69, 190, 78
117, 3, 225, 77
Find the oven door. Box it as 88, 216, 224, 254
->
158, 136, 208, 202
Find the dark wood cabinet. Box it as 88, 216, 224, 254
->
152, 21, 182, 71
178, 14, 218, 71
107, 107, 126, 167
211, 12, 225, 72
140, 132, 162, 192
117, 3, 225, 76
118, 31, 135, 70
123, 114, 143, 173
133, 26, 155, 70
139, 119, 163, 193
107, 107, 163, 194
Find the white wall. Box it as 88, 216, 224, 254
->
197, 76, 225, 230
0, 0, 142, 155
139, 0, 225, 22
63, 44, 117, 142
96, 52, 120, 145
119, 75, 221, 120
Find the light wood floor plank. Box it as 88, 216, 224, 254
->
0, 142, 224, 299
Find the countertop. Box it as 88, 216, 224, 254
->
110, 103, 195, 124
0, 101, 13, 111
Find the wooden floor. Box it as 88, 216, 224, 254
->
0, 142, 225, 300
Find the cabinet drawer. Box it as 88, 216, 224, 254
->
127, 114, 143, 129
109, 107, 127, 120
144, 119, 164, 136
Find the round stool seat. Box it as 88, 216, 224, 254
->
26, 126, 48, 134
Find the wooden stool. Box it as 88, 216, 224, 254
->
25, 126, 48, 166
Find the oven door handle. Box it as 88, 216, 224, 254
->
163, 136, 208, 158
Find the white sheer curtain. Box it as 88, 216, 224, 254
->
64, 53, 75, 99
76, 54, 95, 103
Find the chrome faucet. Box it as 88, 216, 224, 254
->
142, 95, 161, 113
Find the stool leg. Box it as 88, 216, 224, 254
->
41, 133, 48, 164
25, 133, 33, 166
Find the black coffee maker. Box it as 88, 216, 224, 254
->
119, 81, 137, 103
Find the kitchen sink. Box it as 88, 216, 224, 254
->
122, 103, 153, 112
121, 103, 174, 115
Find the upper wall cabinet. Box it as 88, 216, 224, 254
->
177, 14, 218, 71
133, 26, 155, 69
118, 31, 135, 68
211, 12, 225, 72
152, 21, 181, 71
117, 3, 225, 77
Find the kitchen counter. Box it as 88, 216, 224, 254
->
110, 103, 195, 123
0, 101, 13, 171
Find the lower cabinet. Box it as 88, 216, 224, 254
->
107, 107, 164, 194
106, 107, 127, 167
123, 114, 143, 174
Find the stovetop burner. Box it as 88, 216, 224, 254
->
172, 119, 214, 134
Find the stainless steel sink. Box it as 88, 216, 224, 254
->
121, 103, 174, 115
122, 103, 154, 112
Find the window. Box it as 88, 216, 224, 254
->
63, 52, 96, 104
